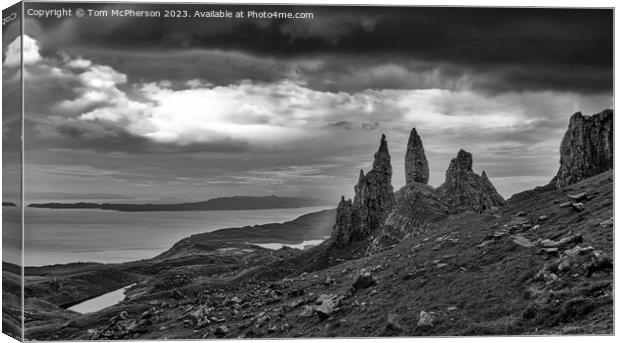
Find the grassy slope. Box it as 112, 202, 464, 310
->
43, 170, 612, 339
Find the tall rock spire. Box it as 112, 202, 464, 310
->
405, 128, 429, 185
332, 134, 395, 247
550, 109, 613, 188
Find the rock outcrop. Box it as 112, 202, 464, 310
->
331, 197, 355, 246
405, 128, 429, 184
437, 149, 506, 214
368, 182, 448, 253
332, 135, 395, 247
550, 109, 613, 189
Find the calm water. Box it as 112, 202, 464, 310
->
68, 283, 135, 314
254, 238, 329, 250
22, 206, 329, 266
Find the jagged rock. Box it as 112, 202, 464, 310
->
331, 197, 354, 247
599, 217, 613, 228
550, 110, 613, 188
368, 182, 448, 253
332, 134, 395, 247
314, 294, 342, 319
559, 201, 573, 208
436, 150, 506, 214
417, 311, 434, 328
405, 128, 429, 184
572, 203, 585, 212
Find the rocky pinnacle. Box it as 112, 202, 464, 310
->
550, 109, 613, 189
437, 149, 505, 214
332, 134, 395, 247
405, 128, 429, 185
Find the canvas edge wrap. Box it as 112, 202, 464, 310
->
2, 1, 25, 341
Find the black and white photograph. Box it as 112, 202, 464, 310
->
1, 1, 615, 340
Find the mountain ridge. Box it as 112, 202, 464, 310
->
26, 195, 328, 212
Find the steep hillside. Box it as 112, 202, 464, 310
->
41, 169, 612, 340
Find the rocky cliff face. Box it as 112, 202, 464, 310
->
550, 109, 613, 189
332, 135, 395, 247
405, 128, 429, 185
437, 150, 506, 214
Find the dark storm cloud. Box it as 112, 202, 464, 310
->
32, 119, 251, 154
24, 4, 612, 94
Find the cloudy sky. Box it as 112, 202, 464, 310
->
3, 3, 613, 204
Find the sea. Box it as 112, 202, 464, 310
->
11, 206, 329, 267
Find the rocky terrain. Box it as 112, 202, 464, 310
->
4, 109, 613, 340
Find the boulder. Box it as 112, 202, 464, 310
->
351, 270, 377, 292
568, 192, 588, 201
417, 311, 434, 328
314, 294, 342, 319
550, 110, 613, 188
571, 203, 585, 212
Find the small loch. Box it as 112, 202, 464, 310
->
68, 284, 135, 314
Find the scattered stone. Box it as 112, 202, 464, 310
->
538, 215, 548, 221
568, 192, 588, 201
289, 297, 307, 308
571, 203, 585, 212
323, 276, 335, 286
351, 270, 377, 293
477, 240, 493, 249
559, 202, 573, 208
314, 294, 342, 319
230, 296, 242, 304
530, 225, 540, 231
417, 310, 434, 328
298, 305, 314, 318
512, 235, 535, 248
563, 245, 595, 258
516, 211, 527, 217
539, 234, 583, 249
447, 306, 457, 312
599, 217, 613, 228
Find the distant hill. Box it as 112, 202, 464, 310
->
2, 202, 16, 207
27, 195, 329, 212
